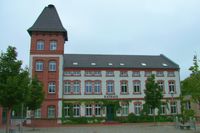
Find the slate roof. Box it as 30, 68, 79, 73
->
27, 4, 68, 41
63, 54, 179, 69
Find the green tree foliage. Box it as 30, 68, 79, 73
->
0, 46, 44, 132
26, 76, 44, 114
182, 54, 200, 103
0, 46, 30, 132
144, 74, 163, 123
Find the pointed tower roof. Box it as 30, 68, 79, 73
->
28, 4, 68, 41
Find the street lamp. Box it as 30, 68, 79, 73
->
170, 91, 175, 122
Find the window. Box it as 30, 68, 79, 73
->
170, 102, 177, 114
185, 101, 191, 110
133, 80, 141, 93
34, 108, 41, 118
49, 61, 56, 71
48, 106, 55, 118
73, 104, 80, 117
64, 81, 71, 94
145, 71, 152, 77
85, 71, 101, 76
157, 80, 164, 93
107, 81, 114, 94
36, 40, 44, 50
121, 80, 128, 94
168, 71, 175, 77
106, 71, 114, 77
156, 71, 164, 77
64, 71, 81, 76
85, 81, 92, 94
169, 81, 175, 93
85, 71, 93, 76
85, 105, 92, 116
64, 105, 70, 117
149, 106, 153, 115
161, 103, 166, 115
94, 81, 101, 94
121, 103, 129, 116
36, 61, 43, 71
73, 71, 81, 76
94, 71, 101, 76
73, 81, 80, 94
120, 71, 128, 77
132, 71, 140, 77
48, 82, 56, 93
134, 103, 141, 115
95, 104, 101, 116
50, 40, 57, 50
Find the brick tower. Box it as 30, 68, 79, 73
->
27, 4, 67, 125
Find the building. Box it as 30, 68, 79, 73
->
0, 4, 181, 126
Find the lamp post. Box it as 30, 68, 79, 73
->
170, 91, 174, 122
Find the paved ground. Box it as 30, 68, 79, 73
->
0, 124, 199, 133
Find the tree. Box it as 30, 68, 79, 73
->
26, 76, 44, 129
144, 74, 163, 124
0, 46, 30, 133
182, 54, 200, 103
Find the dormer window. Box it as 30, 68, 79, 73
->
91, 63, 96, 66
36, 40, 44, 50
50, 40, 57, 50
141, 63, 147, 66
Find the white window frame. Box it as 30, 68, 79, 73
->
132, 71, 140, 77
73, 104, 80, 117
34, 108, 41, 118
85, 81, 92, 94
48, 82, 56, 93
158, 81, 164, 93
49, 61, 56, 71
134, 103, 141, 115
106, 71, 114, 76
36, 61, 43, 71
107, 81, 114, 94
48, 106, 55, 118
64, 105, 70, 117
36, 40, 44, 50
50, 40, 57, 50
169, 81, 175, 93
73, 81, 80, 94
170, 102, 177, 114
168, 71, 175, 77
121, 104, 129, 116
133, 81, 141, 93
94, 81, 101, 94
95, 104, 101, 116
121, 81, 128, 93
64, 81, 71, 94
85, 105, 93, 117
161, 103, 166, 115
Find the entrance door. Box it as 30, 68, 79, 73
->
106, 105, 114, 121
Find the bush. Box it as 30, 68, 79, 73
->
62, 117, 106, 124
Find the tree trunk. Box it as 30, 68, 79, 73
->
153, 108, 156, 126
32, 110, 35, 130
6, 108, 11, 133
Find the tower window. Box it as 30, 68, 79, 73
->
50, 40, 57, 50
36, 61, 43, 71
48, 82, 56, 93
36, 40, 44, 50
49, 61, 56, 71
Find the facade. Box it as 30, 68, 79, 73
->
0, 4, 181, 126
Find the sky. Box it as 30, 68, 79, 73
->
1, 0, 200, 80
